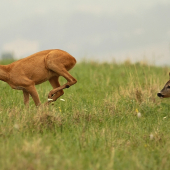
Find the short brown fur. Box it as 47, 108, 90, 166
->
157, 73, 170, 98
0, 49, 77, 106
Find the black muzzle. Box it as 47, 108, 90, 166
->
157, 93, 164, 98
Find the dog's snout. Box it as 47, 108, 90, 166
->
157, 93, 164, 98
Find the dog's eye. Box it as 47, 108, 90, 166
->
167, 85, 170, 88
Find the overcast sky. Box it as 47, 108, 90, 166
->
0, 0, 170, 65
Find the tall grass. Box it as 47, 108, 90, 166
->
0, 60, 170, 170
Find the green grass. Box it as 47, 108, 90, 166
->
0, 60, 170, 170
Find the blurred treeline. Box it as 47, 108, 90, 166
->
0, 52, 15, 64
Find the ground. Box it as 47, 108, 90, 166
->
0, 61, 170, 170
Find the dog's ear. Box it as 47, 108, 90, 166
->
169, 72, 170, 79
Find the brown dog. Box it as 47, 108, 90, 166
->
0, 49, 77, 106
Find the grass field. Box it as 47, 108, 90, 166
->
0, 60, 170, 170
